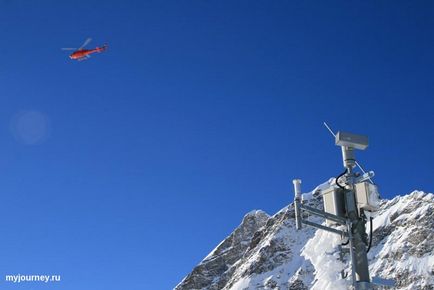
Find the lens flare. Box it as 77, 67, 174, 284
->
10, 110, 50, 145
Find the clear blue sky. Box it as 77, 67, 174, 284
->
0, 1, 433, 289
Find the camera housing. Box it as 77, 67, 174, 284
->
335, 131, 369, 150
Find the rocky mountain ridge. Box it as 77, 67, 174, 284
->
175, 190, 433, 290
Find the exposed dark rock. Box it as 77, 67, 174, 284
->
175, 191, 433, 290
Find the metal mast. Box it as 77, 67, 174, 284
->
338, 133, 371, 289
293, 125, 379, 290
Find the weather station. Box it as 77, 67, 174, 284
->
292, 124, 390, 290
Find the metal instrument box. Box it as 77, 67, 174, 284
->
355, 182, 380, 213
322, 187, 346, 226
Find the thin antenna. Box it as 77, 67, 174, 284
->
355, 161, 368, 175
323, 121, 374, 184
323, 122, 336, 137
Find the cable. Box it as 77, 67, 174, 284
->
336, 168, 349, 247
366, 217, 373, 253
335, 168, 348, 190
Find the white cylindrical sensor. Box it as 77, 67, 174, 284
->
293, 179, 302, 198
293, 179, 303, 230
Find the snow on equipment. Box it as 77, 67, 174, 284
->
292, 123, 391, 290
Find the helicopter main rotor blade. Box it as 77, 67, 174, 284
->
78, 37, 92, 50
61, 48, 77, 51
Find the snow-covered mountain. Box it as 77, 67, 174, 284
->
175, 189, 433, 290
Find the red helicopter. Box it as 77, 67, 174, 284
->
62, 38, 107, 61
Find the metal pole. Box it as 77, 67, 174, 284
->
347, 220, 357, 288
293, 179, 302, 230
343, 157, 371, 290
300, 204, 347, 225
302, 220, 346, 236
